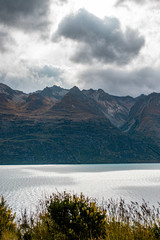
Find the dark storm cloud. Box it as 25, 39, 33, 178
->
0, 30, 15, 52
53, 9, 145, 65
78, 67, 160, 97
116, 0, 159, 6
0, 0, 51, 33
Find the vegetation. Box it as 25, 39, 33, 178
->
1, 192, 160, 239
1, 119, 160, 165
0, 196, 18, 240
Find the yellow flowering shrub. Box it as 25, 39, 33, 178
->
46, 192, 106, 240
0, 196, 17, 239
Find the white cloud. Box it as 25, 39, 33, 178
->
77, 66, 160, 97
0, 63, 71, 93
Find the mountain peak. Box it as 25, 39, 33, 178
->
0, 82, 24, 99
70, 86, 80, 93
0, 83, 13, 93
97, 88, 105, 94
67, 86, 83, 99
39, 85, 69, 100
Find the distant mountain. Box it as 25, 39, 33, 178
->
0, 83, 136, 123
38, 85, 69, 100
0, 83, 160, 164
83, 88, 137, 127
122, 92, 160, 145
0, 83, 27, 115
0, 83, 25, 100
48, 86, 106, 120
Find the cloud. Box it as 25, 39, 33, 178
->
0, 64, 67, 93
115, 0, 159, 6
53, 9, 145, 65
1, 62, 160, 97
54, 0, 68, 5
0, 0, 52, 34
78, 67, 160, 97
0, 30, 15, 52
30, 65, 64, 80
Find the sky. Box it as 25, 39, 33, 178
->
0, 0, 160, 97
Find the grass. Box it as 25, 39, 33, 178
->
1, 193, 160, 239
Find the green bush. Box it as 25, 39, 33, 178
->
46, 192, 106, 240
2, 193, 160, 239
31, 213, 66, 240
0, 196, 17, 239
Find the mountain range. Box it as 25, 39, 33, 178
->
0, 82, 160, 164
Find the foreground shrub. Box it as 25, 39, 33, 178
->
31, 213, 66, 240
46, 192, 106, 240
104, 198, 160, 240
0, 196, 17, 239
2, 193, 160, 239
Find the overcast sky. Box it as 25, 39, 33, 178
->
0, 0, 160, 96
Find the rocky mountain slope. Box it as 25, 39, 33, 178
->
0, 83, 137, 124
0, 83, 160, 164
83, 88, 137, 127
122, 92, 160, 145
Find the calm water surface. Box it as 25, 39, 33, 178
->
0, 164, 160, 216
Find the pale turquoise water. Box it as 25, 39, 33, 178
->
0, 164, 160, 216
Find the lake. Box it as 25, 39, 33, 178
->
0, 164, 160, 216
